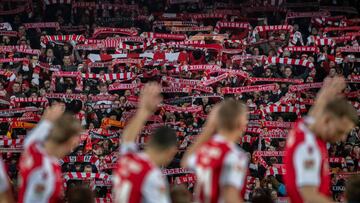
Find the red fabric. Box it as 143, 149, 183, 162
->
284, 119, 331, 203
113, 153, 154, 203
18, 143, 63, 203
195, 139, 231, 203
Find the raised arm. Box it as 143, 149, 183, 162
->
181, 105, 219, 168
308, 76, 346, 118
24, 103, 65, 148
121, 83, 162, 145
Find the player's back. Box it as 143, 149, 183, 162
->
18, 142, 63, 203
191, 135, 248, 203
113, 152, 167, 203
284, 118, 331, 203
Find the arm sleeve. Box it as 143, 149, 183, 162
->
220, 151, 249, 190
0, 160, 9, 193
24, 120, 53, 149
294, 143, 321, 187
142, 170, 171, 203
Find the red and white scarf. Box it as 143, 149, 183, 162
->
221, 84, 278, 94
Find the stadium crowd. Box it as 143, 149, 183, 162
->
0, 0, 360, 202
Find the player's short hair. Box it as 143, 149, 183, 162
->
47, 113, 82, 144
148, 126, 177, 150
218, 99, 247, 131
67, 186, 95, 203
345, 175, 360, 202
170, 185, 192, 203
325, 98, 358, 125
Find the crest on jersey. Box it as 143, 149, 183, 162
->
34, 184, 46, 195
304, 159, 315, 169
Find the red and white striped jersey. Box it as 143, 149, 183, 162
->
113, 143, 170, 203
284, 117, 331, 203
186, 135, 249, 203
0, 159, 9, 193
18, 120, 64, 203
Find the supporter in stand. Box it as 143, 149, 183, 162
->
113, 83, 178, 203
182, 100, 249, 203
284, 77, 358, 203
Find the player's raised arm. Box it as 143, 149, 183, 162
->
181, 104, 219, 168
121, 83, 162, 145
308, 76, 346, 118
24, 103, 65, 148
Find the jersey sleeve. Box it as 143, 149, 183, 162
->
24, 120, 53, 149
119, 142, 138, 154
220, 151, 248, 190
0, 159, 9, 193
142, 169, 171, 203
184, 153, 197, 170
293, 143, 321, 187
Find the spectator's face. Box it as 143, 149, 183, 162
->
254, 48, 259, 55
22, 84, 30, 92
271, 190, 278, 200
18, 26, 26, 35
329, 68, 336, 77
99, 85, 107, 93
46, 49, 54, 57
84, 166, 92, 173
265, 69, 272, 77
31, 56, 39, 64
13, 83, 21, 93
284, 68, 292, 78
306, 77, 314, 83
75, 165, 81, 171
63, 56, 71, 66
44, 80, 51, 88
2, 36, 10, 44
66, 89, 73, 94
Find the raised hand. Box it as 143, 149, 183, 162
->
138, 82, 163, 115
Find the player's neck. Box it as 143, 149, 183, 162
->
144, 148, 164, 167
44, 141, 61, 159
218, 130, 240, 143
307, 121, 325, 140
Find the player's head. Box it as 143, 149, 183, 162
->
345, 175, 360, 203
67, 186, 95, 203
47, 113, 82, 158
148, 126, 178, 166
316, 98, 358, 143
217, 99, 248, 136
170, 185, 192, 203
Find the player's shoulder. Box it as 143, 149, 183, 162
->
286, 118, 311, 148
223, 144, 249, 166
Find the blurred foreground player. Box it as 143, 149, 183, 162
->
18, 104, 82, 203
284, 77, 358, 203
113, 83, 178, 203
182, 99, 249, 203
0, 159, 14, 203
345, 175, 360, 203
